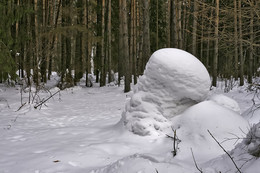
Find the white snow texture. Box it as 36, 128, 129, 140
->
122, 48, 211, 136
210, 94, 241, 114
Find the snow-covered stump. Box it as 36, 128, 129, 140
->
121, 48, 211, 136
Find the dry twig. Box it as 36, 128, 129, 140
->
208, 130, 242, 173
190, 148, 203, 173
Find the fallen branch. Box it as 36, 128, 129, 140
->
207, 130, 242, 173
16, 102, 27, 112
34, 90, 60, 109
190, 148, 203, 173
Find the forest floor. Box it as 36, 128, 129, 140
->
0, 80, 259, 173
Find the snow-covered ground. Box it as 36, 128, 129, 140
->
0, 81, 259, 173
0, 49, 259, 173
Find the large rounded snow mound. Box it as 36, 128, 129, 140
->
122, 48, 211, 136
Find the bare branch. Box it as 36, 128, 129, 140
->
34, 90, 60, 109
190, 148, 203, 173
208, 130, 242, 173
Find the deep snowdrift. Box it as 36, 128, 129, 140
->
122, 48, 211, 136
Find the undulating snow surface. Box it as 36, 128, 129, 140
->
122, 48, 211, 136
0, 81, 259, 173
1, 48, 259, 173
203, 121, 260, 173
209, 94, 241, 114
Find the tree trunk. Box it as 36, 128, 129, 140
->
177, 0, 182, 49
192, 0, 198, 56
234, 0, 238, 80
248, 1, 254, 84
212, 0, 219, 87
96, 0, 102, 83
34, 0, 39, 86
100, 0, 106, 87
108, 0, 112, 83
41, 0, 47, 83
238, 0, 244, 86
170, 0, 177, 48
142, 0, 150, 71
136, 0, 141, 76
167, 0, 171, 47
200, 3, 205, 61
129, 0, 134, 83
133, 0, 137, 84
156, 0, 159, 50
122, 0, 130, 92
118, 0, 123, 86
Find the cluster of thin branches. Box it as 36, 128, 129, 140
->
247, 79, 260, 115
166, 128, 181, 157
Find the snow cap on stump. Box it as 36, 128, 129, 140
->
122, 48, 211, 136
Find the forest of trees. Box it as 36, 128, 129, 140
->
0, 0, 259, 92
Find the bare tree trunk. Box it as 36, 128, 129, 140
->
238, 0, 244, 86
118, 0, 123, 86
122, 0, 130, 92
166, 0, 171, 47
212, 0, 219, 87
206, 3, 213, 72
100, 0, 106, 87
83, 0, 88, 86
142, 0, 150, 70
133, 0, 137, 84
182, 0, 188, 50
34, 0, 39, 86
200, 3, 205, 61
156, 0, 159, 50
234, 0, 238, 80
177, 0, 182, 49
170, 0, 177, 48
192, 0, 198, 56
41, 0, 47, 83
48, 0, 61, 80
130, 0, 137, 84
108, 0, 112, 83
26, 1, 31, 85
138, 0, 144, 75
136, 0, 141, 76
130, 0, 134, 83
248, 1, 254, 84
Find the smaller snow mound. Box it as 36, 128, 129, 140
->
210, 94, 241, 114
172, 100, 249, 161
